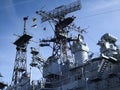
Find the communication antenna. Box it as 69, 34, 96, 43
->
23, 16, 28, 34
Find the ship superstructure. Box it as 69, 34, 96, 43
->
6, 0, 120, 90
0, 73, 7, 90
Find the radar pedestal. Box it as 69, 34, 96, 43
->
11, 33, 32, 86
11, 17, 32, 87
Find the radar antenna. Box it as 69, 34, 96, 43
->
36, 0, 81, 22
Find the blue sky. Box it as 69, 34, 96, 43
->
1, 0, 120, 84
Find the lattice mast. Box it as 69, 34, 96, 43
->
37, 0, 81, 62
11, 17, 32, 86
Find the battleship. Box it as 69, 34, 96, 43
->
3, 0, 120, 90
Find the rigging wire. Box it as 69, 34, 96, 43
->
78, 8, 120, 19
48, 21, 55, 32
85, 33, 96, 44
75, 8, 120, 52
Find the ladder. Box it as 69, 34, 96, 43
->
98, 59, 109, 74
